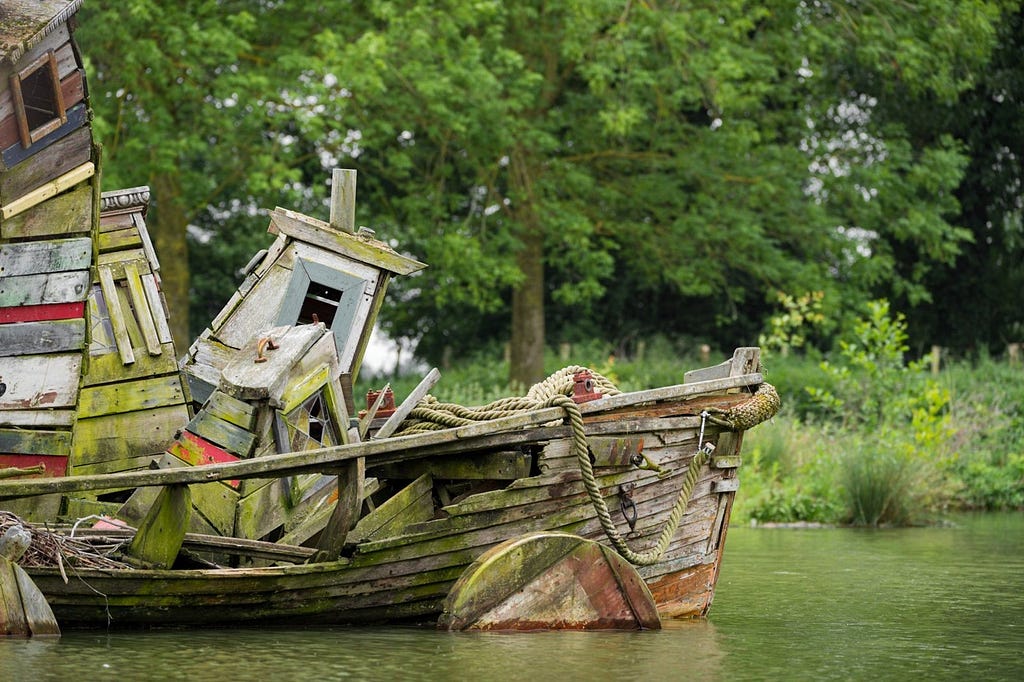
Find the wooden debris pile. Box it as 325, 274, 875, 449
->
0, 511, 131, 571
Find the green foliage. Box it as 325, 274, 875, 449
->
758, 291, 829, 358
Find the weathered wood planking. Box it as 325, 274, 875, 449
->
0, 453, 68, 478
347, 473, 434, 544
0, 125, 91, 204
167, 431, 242, 484
0, 354, 81, 410
203, 391, 256, 431
141, 274, 173, 345
209, 264, 292, 349
0, 161, 94, 221
0, 183, 91, 239
0, 429, 71, 456
124, 261, 162, 356
81, 343, 179, 387
76, 375, 185, 419
0, 236, 90, 276
96, 226, 143, 253
71, 405, 188, 466
97, 264, 135, 365
373, 450, 532, 481
0, 318, 84, 356
184, 411, 256, 459
1, 102, 88, 170
0, 301, 84, 323
270, 207, 426, 275
0, 408, 73, 428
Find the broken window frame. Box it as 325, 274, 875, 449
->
9, 50, 67, 148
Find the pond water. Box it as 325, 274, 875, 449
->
2, 513, 1022, 681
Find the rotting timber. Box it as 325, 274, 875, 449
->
0, 0, 780, 632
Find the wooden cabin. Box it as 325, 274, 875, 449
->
167, 171, 426, 541
1, 1, 189, 520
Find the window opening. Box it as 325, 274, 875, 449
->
281, 391, 340, 452
10, 51, 67, 147
298, 282, 342, 327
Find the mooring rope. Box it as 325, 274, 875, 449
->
391, 368, 778, 566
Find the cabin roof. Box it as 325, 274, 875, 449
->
0, 0, 82, 66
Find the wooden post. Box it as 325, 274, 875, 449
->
1009, 343, 1021, 367
313, 457, 365, 561
127, 484, 191, 569
700, 344, 711, 364
329, 169, 357, 234
931, 345, 942, 375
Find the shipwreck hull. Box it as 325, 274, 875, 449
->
25, 388, 748, 628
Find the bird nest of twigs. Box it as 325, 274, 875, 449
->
1, 510, 132, 574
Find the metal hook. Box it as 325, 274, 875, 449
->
255, 336, 280, 363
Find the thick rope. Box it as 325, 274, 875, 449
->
389, 368, 776, 566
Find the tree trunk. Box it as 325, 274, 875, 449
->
510, 224, 545, 390
149, 173, 190, 354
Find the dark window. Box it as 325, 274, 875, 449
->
10, 51, 67, 147
298, 281, 342, 327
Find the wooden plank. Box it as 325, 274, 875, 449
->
0, 236, 90, 276
97, 264, 135, 365
12, 560, 61, 635
77, 375, 185, 419
141, 274, 173, 344
711, 478, 740, 493
0, 270, 88, 307
0, 127, 91, 207
124, 261, 162, 356
71, 405, 188, 466
0, 408, 73, 428
0, 453, 68, 477
96, 226, 143, 253
0, 376, 755, 498
0, 183, 91, 240
373, 368, 441, 440
0, 300, 84, 323
0, 318, 84, 356
0, 160, 94, 223
180, 414, 255, 461
0, 353, 81, 410
203, 391, 256, 431
270, 207, 426, 275
348, 473, 433, 543
0, 427, 71, 456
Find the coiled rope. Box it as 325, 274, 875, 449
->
391, 368, 778, 566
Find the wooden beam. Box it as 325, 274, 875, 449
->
97, 264, 135, 366
329, 168, 356, 233
373, 367, 440, 440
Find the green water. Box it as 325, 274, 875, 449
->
2, 514, 1022, 681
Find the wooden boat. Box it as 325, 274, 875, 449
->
1, 1, 780, 632
2, 349, 777, 629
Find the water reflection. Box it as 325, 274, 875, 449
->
2, 514, 1022, 681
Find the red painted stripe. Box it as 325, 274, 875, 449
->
168, 431, 241, 488
0, 301, 85, 323
0, 454, 69, 478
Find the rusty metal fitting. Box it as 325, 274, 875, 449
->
255, 336, 280, 363
571, 369, 603, 404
